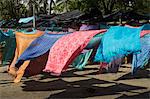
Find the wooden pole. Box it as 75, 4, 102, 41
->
33, 4, 35, 28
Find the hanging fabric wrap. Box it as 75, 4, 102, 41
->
94, 26, 144, 63
43, 30, 106, 75
132, 34, 150, 73
8, 31, 44, 74
16, 32, 68, 66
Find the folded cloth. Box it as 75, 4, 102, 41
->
132, 34, 150, 73
94, 26, 143, 63
43, 30, 106, 75
16, 32, 67, 66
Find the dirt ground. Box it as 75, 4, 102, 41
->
0, 64, 150, 99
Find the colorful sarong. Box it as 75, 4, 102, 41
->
94, 26, 143, 63
43, 30, 106, 75
16, 32, 67, 66
132, 34, 150, 73
9, 31, 44, 69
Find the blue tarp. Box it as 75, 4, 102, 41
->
94, 26, 143, 63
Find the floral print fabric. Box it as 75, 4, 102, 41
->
43, 30, 106, 75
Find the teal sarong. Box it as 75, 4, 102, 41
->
94, 25, 143, 63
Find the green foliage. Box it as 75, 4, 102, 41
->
0, 0, 27, 19
0, 0, 149, 19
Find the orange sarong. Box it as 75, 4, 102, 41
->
8, 30, 44, 83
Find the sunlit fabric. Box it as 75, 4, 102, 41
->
16, 32, 67, 66
94, 26, 143, 63
9, 31, 44, 69
43, 30, 106, 75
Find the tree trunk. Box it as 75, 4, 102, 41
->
44, 2, 47, 14
49, 0, 53, 15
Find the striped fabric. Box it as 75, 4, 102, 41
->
16, 32, 68, 66
9, 31, 44, 69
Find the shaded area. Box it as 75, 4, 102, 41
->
24, 51, 49, 77
47, 83, 146, 98
0, 64, 149, 99
115, 69, 150, 81
22, 77, 147, 98
116, 91, 150, 99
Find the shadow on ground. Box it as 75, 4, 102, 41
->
115, 69, 150, 81
116, 91, 150, 99
21, 67, 149, 98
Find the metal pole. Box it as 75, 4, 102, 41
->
33, 4, 35, 28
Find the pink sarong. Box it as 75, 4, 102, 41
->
43, 30, 106, 75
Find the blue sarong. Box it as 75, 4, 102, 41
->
94, 26, 143, 63
16, 32, 68, 66
132, 34, 150, 73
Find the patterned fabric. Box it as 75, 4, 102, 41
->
72, 33, 104, 70
132, 34, 150, 73
16, 32, 67, 66
43, 30, 106, 75
94, 26, 143, 63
